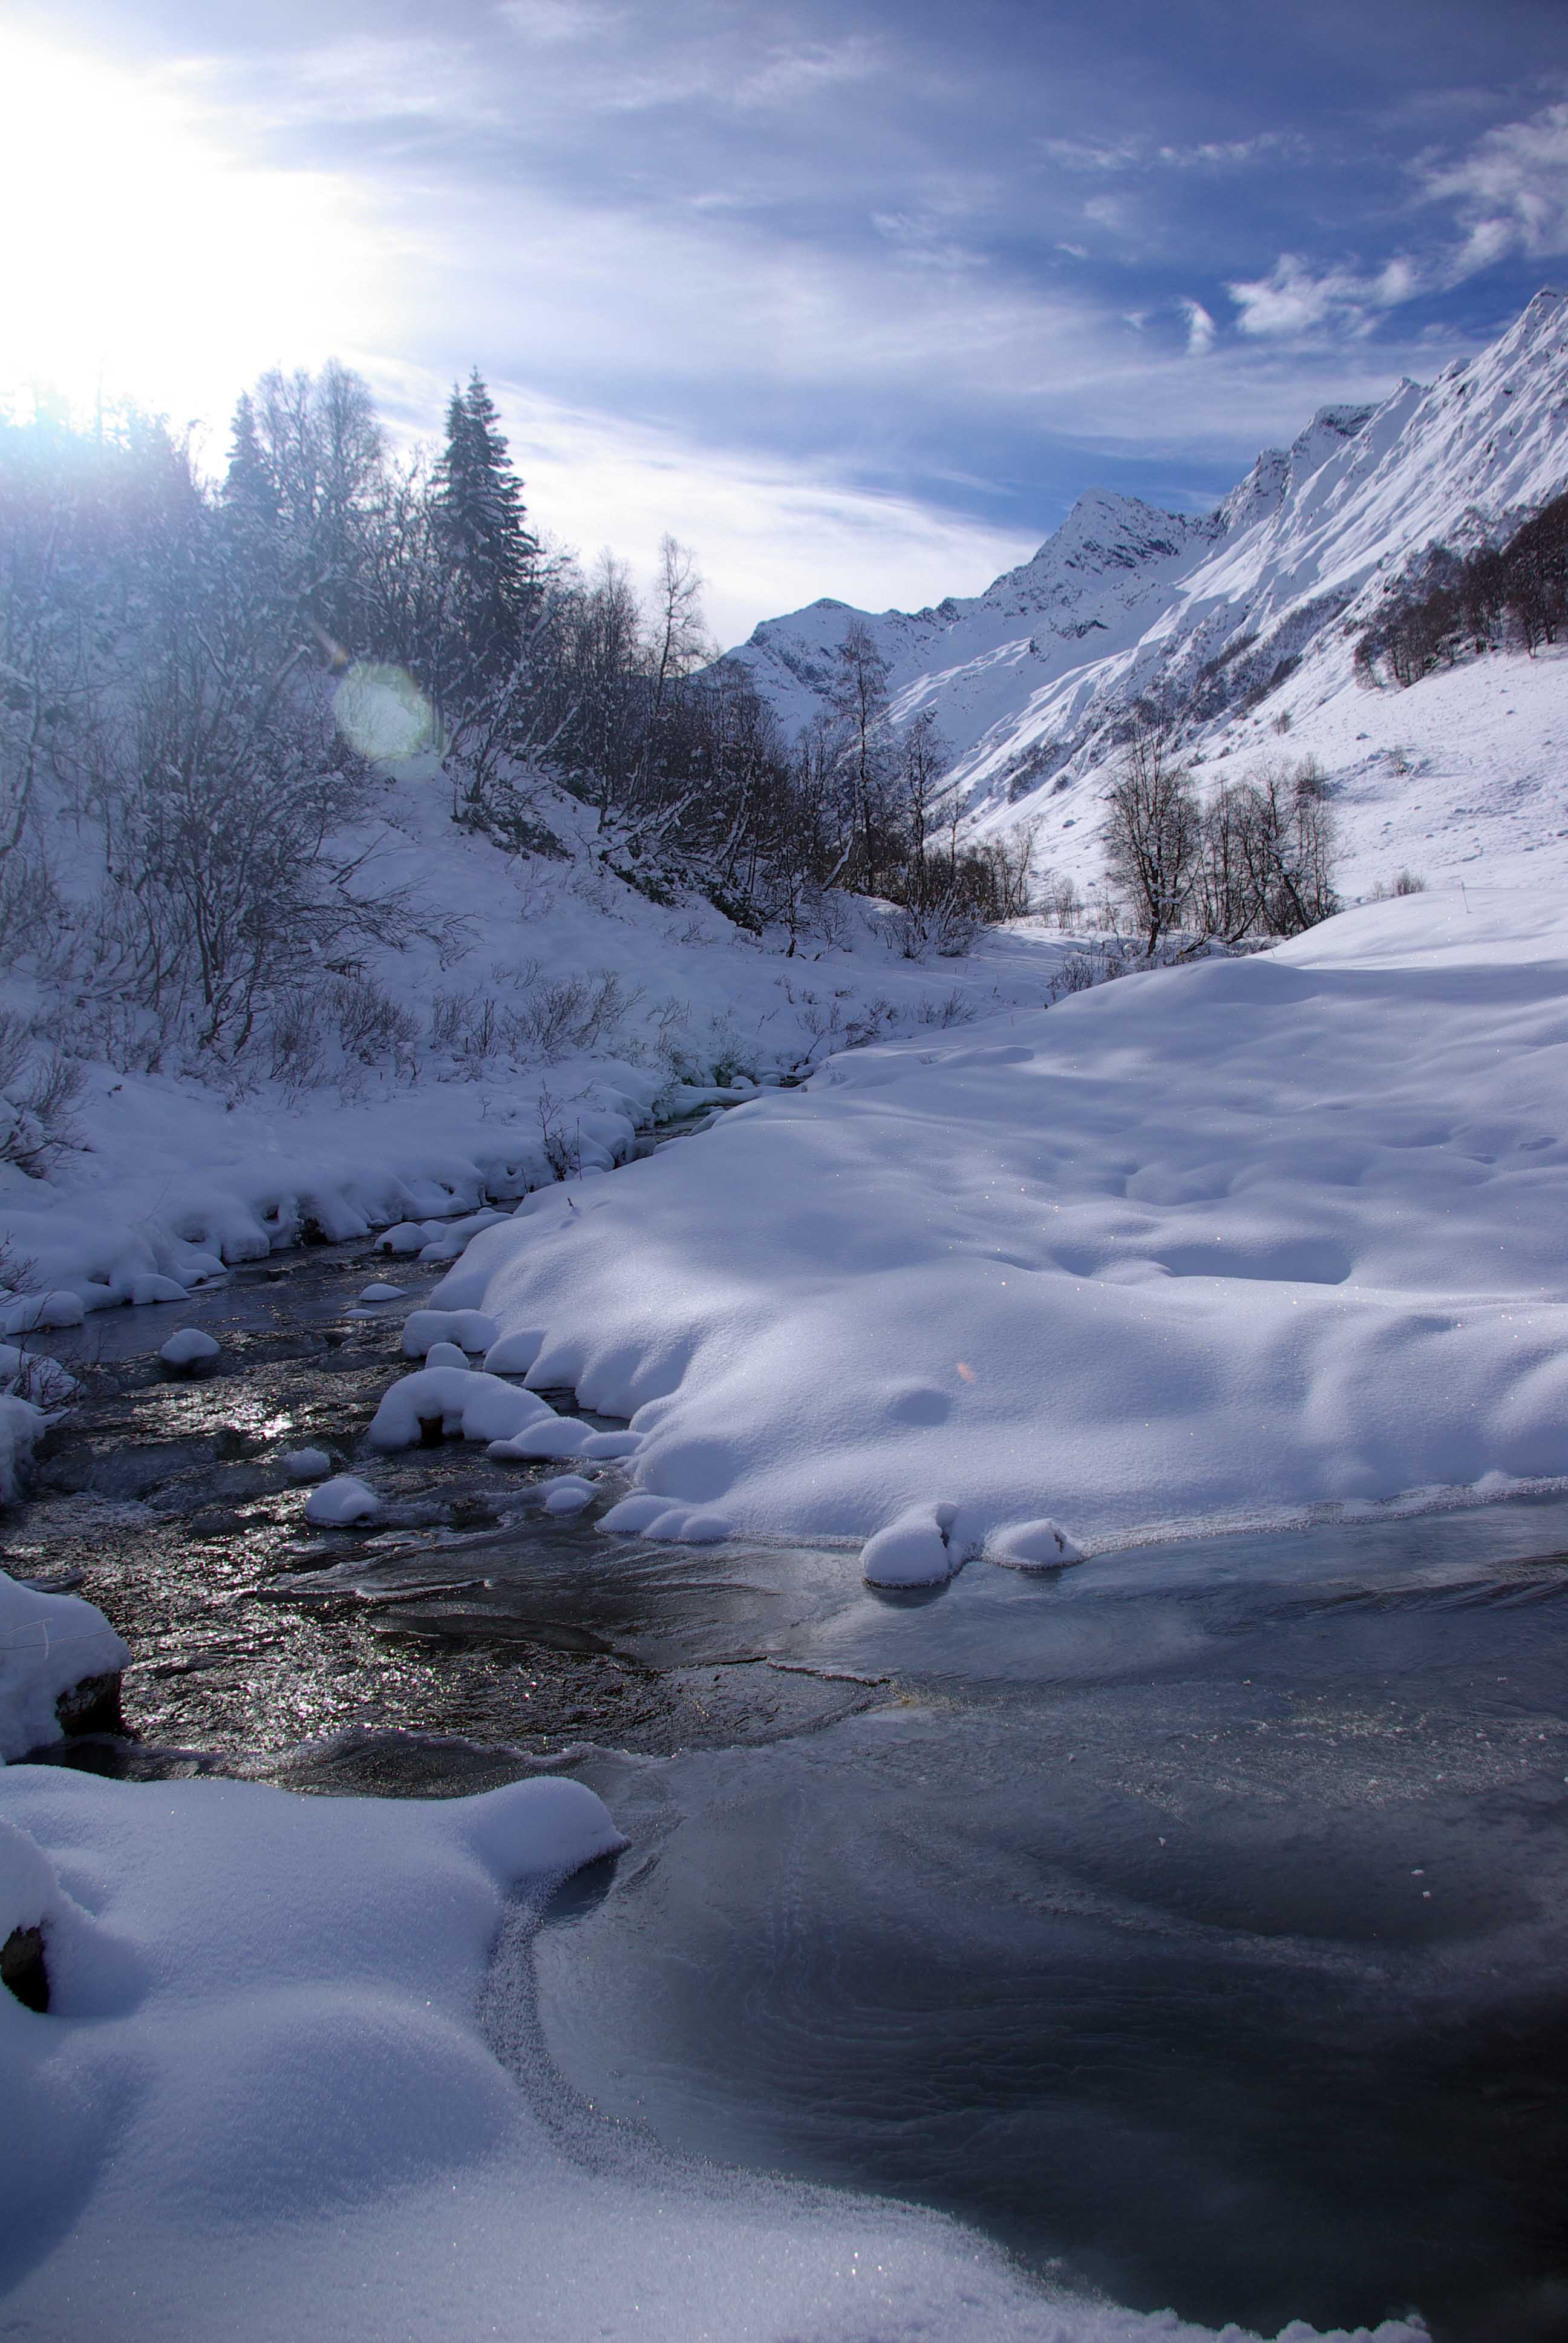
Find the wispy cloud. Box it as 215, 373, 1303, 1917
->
1228, 254, 1419, 338
1229, 97, 1568, 340
1420, 98, 1568, 279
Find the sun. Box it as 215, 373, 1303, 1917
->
0, 26, 391, 432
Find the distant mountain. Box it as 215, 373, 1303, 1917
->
727, 290, 1568, 902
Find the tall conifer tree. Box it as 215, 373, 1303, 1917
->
432, 369, 538, 701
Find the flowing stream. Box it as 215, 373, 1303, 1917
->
11, 1234, 1568, 2340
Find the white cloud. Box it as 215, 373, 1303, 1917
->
1420, 99, 1568, 280
1227, 253, 1419, 339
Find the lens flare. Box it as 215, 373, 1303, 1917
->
333, 664, 437, 762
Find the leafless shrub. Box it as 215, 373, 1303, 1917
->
0, 1012, 85, 1176
267, 992, 325, 1092
0, 1232, 39, 1298
330, 978, 421, 1071
1052, 949, 1127, 999
507, 969, 641, 1063
1370, 869, 1427, 899
535, 1084, 583, 1179
913, 988, 981, 1029
1037, 873, 1082, 930
429, 988, 502, 1067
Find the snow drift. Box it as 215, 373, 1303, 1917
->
441, 888, 1568, 1553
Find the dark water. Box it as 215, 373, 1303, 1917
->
532, 1499, 1568, 2343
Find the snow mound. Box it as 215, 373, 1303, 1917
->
539, 1474, 595, 1515
988, 1519, 1085, 1570
128, 1274, 189, 1305
158, 1327, 220, 1370
402, 1309, 500, 1360
417, 1208, 511, 1262
304, 1474, 381, 1527
488, 1417, 596, 1463
283, 1448, 333, 1483
368, 1366, 557, 1450
580, 1429, 641, 1459
597, 1493, 733, 1543
0, 1567, 129, 1758
358, 1282, 405, 1302
377, 1221, 440, 1253
424, 1340, 471, 1371
450, 890, 1568, 1554
861, 1502, 959, 1587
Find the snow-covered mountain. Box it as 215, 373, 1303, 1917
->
728, 290, 1568, 901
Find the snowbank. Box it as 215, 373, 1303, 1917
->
0, 1765, 1420, 2343
0, 1571, 128, 1760
440, 890, 1568, 1555
0, 1064, 666, 1315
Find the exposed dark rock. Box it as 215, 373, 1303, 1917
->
55, 1670, 125, 1737
0, 1924, 47, 2013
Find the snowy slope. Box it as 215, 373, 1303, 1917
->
728, 290, 1568, 902
0, 770, 1080, 1320
441, 886, 1568, 1558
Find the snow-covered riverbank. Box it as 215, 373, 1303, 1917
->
437, 888, 1568, 1561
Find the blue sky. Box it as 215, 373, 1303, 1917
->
5, 0, 1568, 638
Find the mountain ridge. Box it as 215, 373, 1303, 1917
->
727, 289, 1568, 900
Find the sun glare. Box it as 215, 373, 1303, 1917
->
0, 28, 392, 430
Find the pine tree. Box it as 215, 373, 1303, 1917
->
221, 393, 278, 528
431, 369, 538, 703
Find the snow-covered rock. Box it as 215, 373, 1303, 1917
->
368, 1366, 557, 1450
358, 1282, 406, 1302
538, 1475, 595, 1515
283, 1448, 334, 1483
158, 1327, 220, 1372
304, 1475, 381, 1527
423, 1341, 471, 1372
861, 1502, 958, 1587
0, 1568, 129, 1759
987, 1519, 1084, 1570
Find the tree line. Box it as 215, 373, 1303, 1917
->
1354, 489, 1568, 688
